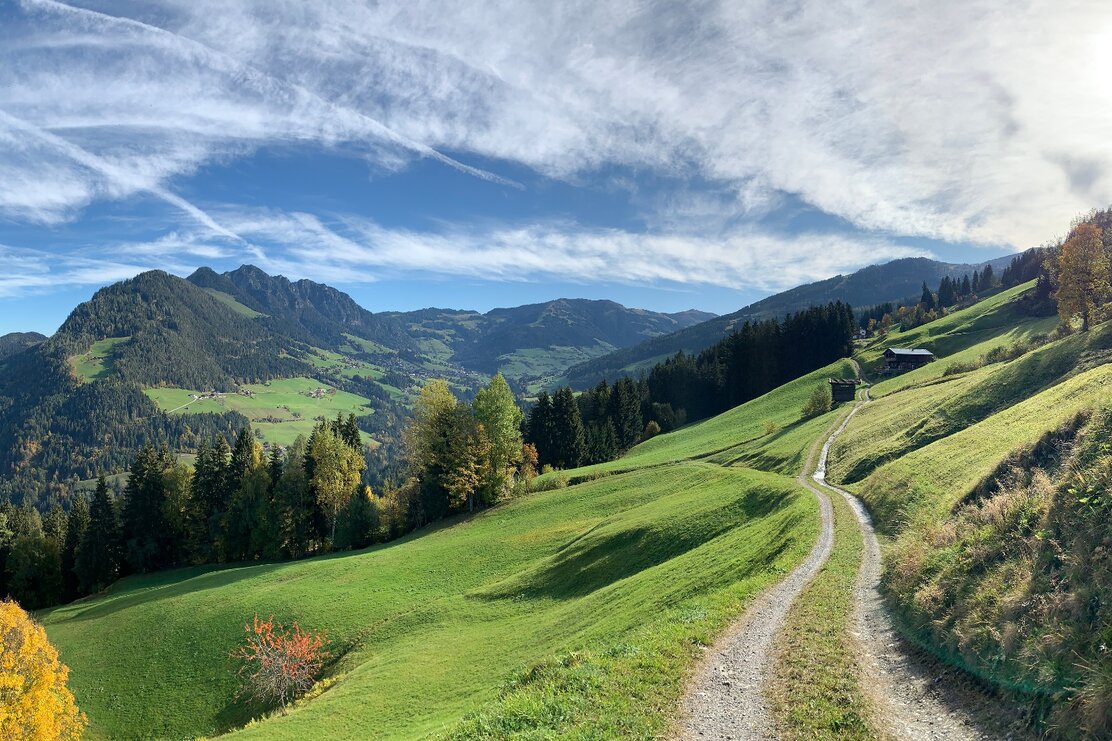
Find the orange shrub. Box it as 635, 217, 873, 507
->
0, 599, 86, 740
233, 615, 330, 708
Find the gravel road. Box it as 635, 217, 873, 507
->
676, 368, 1031, 740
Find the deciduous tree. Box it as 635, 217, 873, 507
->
0, 599, 86, 740
1056, 222, 1111, 331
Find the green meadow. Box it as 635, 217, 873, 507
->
143, 377, 377, 446
71, 336, 131, 382
43, 341, 851, 739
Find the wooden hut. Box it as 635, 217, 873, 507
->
828, 378, 858, 403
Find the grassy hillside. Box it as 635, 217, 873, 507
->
823, 280, 1112, 733
144, 378, 378, 447
43, 355, 850, 739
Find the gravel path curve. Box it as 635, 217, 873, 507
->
677, 363, 1030, 740
810, 372, 1029, 740
674, 413, 839, 740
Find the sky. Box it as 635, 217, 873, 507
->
3, 1, 1112, 335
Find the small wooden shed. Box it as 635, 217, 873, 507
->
828, 378, 858, 403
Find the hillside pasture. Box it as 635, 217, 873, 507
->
44, 463, 815, 740
70, 336, 130, 382
144, 377, 376, 446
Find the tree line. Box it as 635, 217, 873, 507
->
0, 374, 529, 611
525, 302, 857, 470
857, 265, 1000, 335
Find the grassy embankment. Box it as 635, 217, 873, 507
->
44, 360, 867, 739
824, 280, 1112, 734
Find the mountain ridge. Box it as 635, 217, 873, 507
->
556, 254, 1019, 389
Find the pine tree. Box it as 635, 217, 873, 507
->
61, 494, 89, 600
120, 445, 172, 574
961, 274, 972, 297
76, 477, 121, 594
981, 264, 994, 289
274, 436, 314, 558
527, 392, 555, 467
972, 269, 981, 293
920, 281, 935, 309
550, 387, 586, 469
609, 377, 643, 451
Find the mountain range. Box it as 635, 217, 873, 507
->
0, 254, 1014, 503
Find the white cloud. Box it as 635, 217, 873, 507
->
100, 209, 924, 294
3, 0, 1111, 290
0, 244, 154, 297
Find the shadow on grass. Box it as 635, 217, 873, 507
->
474, 486, 790, 601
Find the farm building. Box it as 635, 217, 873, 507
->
883, 347, 935, 372
828, 378, 858, 402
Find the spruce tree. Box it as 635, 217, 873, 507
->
609, 377, 643, 451
76, 477, 122, 594
121, 445, 171, 573
550, 387, 586, 469
527, 392, 555, 467
62, 494, 89, 600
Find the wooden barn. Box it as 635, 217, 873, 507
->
883, 347, 935, 372
828, 378, 858, 402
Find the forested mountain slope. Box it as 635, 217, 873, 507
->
0, 267, 713, 504
0, 331, 46, 359
558, 254, 1017, 389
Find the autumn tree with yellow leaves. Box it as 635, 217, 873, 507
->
1056, 222, 1111, 331
0, 599, 86, 740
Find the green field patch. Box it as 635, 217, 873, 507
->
341, 333, 397, 356
44, 463, 815, 740
304, 347, 385, 380
144, 377, 376, 447
203, 289, 264, 318
71, 336, 130, 382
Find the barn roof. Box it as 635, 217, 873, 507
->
828, 378, 859, 385
884, 347, 934, 357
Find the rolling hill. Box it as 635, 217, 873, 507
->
37, 275, 1112, 738
556, 254, 1017, 389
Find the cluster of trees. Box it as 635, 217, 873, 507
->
402, 374, 529, 524
858, 267, 1000, 335
527, 303, 856, 469
527, 378, 647, 469
0, 414, 367, 609
0, 375, 532, 611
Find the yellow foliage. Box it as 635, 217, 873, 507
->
0, 600, 86, 740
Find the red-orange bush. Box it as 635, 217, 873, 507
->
233, 615, 330, 707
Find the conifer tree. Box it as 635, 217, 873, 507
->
76, 477, 121, 594
961, 274, 972, 297
120, 445, 173, 573
527, 392, 555, 467
550, 387, 586, 469
609, 377, 643, 451
61, 495, 89, 600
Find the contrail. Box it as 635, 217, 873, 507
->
22, 0, 524, 190
0, 108, 243, 241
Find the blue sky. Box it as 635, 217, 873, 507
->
4, 0, 1110, 335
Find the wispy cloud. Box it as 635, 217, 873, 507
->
2, 0, 1110, 302
0, 244, 154, 297
101, 208, 925, 294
